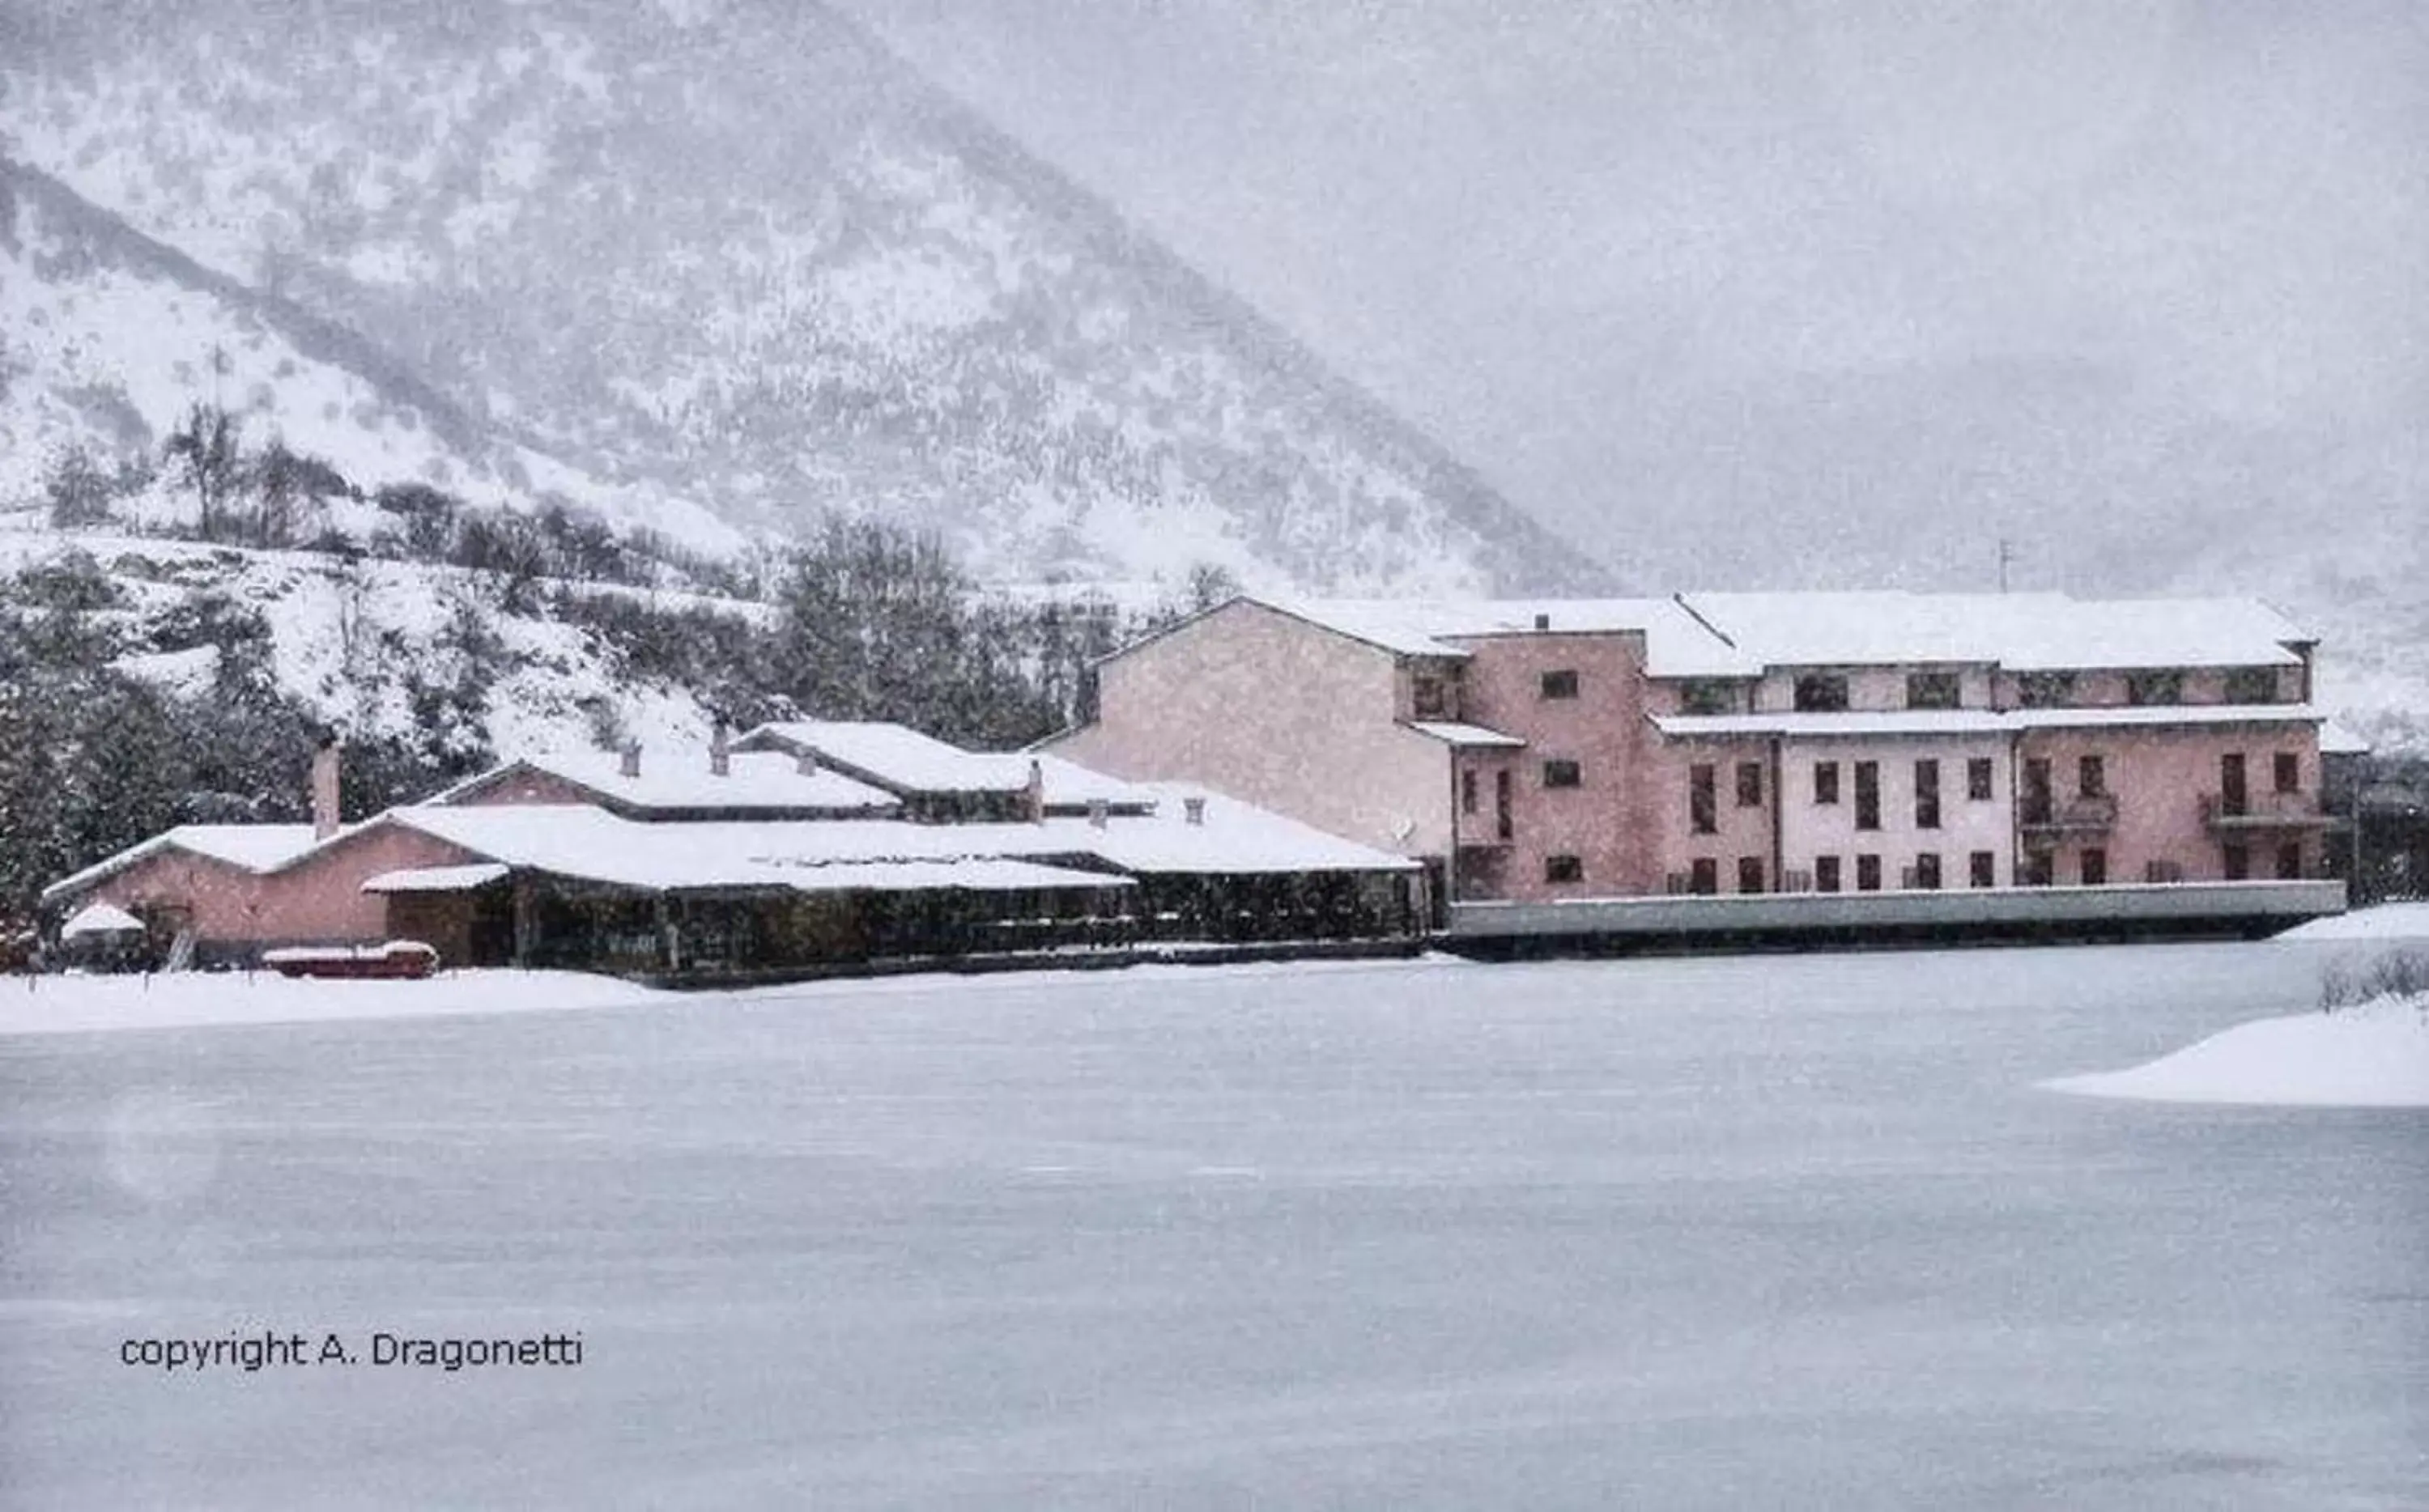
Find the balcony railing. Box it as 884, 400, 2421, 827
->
2201, 792, 2330, 830
2019, 793, 2118, 835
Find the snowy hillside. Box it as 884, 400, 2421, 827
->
0, 0, 1598, 597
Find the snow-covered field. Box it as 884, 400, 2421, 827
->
2, 942, 2422, 1509
2047, 995, 2429, 1107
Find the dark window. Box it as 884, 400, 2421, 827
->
1814, 761, 1840, 805
1967, 757, 1993, 801
1545, 854, 1583, 884
1856, 854, 1882, 892
2018, 671, 2077, 708
2125, 669, 2183, 706
2022, 850, 2053, 886
1969, 851, 1996, 888
1738, 857, 1765, 894
1412, 674, 1449, 720
1679, 680, 1736, 715
1815, 856, 1843, 893
2225, 666, 2280, 703
1495, 769, 1512, 841
2223, 842, 2249, 881
2275, 842, 2303, 880
1793, 673, 1849, 712
1736, 761, 1763, 808
1913, 853, 1942, 890
2078, 754, 2106, 799
2274, 752, 2299, 793
1853, 761, 1880, 831
1906, 671, 1960, 709
1540, 669, 1580, 700
1461, 769, 1478, 814
2221, 753, 2248, 817
1690, 764, 1716, 834
1543, 759, 1582, 789
1914, 758, 1941, 830
1689, 857, 1718, 895
2022, 758, 2053, 824
2081, 847, 2107, 886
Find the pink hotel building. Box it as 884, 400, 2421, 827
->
1044, 591, 2345, 931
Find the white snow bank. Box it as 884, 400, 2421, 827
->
2276, 903, 2429, 941
0, 970, 657, 1038
2046, 995, 2429, 1108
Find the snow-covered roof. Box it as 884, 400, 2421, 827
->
360, 864, 513, 894
739, 721, 1156, 809
1677, 592, 2311, 673
1060, 784, 1420, 875
435, 749, 900, 815
40, 823, 325, 904
1649, 703, 2325, 741
1406, 721, 1527, 748
2320, 719, 2374, 757
1259, 596, 1732, 669
1650, 710, 2016, 740
756, 858, 1132, 894
61, 901, 145, 937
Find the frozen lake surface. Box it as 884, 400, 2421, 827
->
3, 943, 2423, 1508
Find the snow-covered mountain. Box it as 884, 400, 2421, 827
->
0, 0, 1600, 597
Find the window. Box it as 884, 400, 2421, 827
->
1689, 764, 1717, 835
1679, 679, 1737, 716
1738, 856, 1765, 894
2078, 754, 2106, 799
1793, 673, 1849, 712
1815, 856, 1843, 893
1540, 669, 1580, 700
1736, 761, 1763, 808
1412, 674, 1449, 720
2274, 752, 2299, 793
1545, 854, 1583, 884
1906, 671, 1960, 710
1914, 758, 1941, 830
1853, 761, 1880, 831
2081, 847, 2107, 886
2275, 842, 2303, 880
1967, 758, 1993, 801
2018, 671, 2077, 708
1461, 769, 1478, 815
2022, 850, 2053, 887
2125, 669, 2183, 706
1856, 854, 1882, 892
2220, 753, 2248, 818
1543, 759, 1582, 789
1969, 851, 1995, 889
1495, 769, 1512, 841
2022, 757, 2053, 824
1913, 853, 1942, 890
1814, 761, 1840, 805
2223, 843, 2249, 881
1690, 857, 1719, 895
2225, 666, 2280, 703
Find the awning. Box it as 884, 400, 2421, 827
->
360, 863, 513, 894
61, 902, 145, 937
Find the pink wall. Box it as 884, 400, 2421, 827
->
87, 823, 484, 946
2016, 725, 2323, 883
1649, 739, 1776, 893
1448, 632, 1660, 899
445, 767, 598, 807
1051, 600, 1456, 860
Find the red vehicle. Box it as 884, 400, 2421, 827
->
261, 941, 440, 980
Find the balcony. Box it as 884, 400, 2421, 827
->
2019, 793, 2118, 835
2201, 792, 2332, 832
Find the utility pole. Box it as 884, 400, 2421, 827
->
1997, 537, 2014, 594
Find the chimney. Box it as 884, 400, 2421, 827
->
309, 733, 342, 841
1087, 796, 1108, 830
620, 741, 642, 779
709, 720, 730, 777
1533, 611, 1551, 631
1024, 759, 1046, 824
794, 748, 820, 777
1183, 796, 1206, 826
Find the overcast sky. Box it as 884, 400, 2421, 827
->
840, 0, 2425, 589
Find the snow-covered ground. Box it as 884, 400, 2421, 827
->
2275, 900, 2429, 941
2045, 994, 2429, 1107
2, 941, 2422, 1509
0, 968, 657, 1037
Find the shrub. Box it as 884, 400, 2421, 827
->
2319, 947, 2429, 1013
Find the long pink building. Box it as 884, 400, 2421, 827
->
1044, 591, 2346, 933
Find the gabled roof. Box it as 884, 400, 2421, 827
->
738, 721, 1157, 809
40, 823, 325, 905
430, 749, 900, 817
1676, 592, 2312, 673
